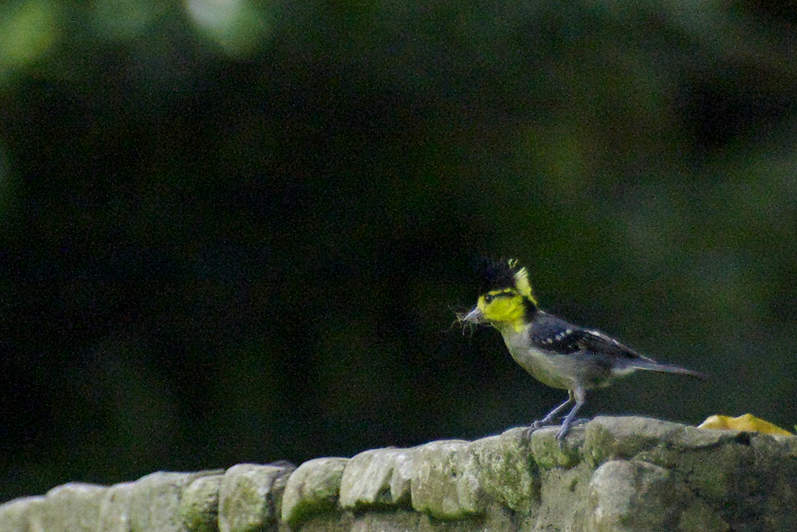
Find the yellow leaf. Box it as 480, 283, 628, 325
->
698, 413, 794, 436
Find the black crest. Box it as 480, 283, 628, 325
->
474, 257, 521, 294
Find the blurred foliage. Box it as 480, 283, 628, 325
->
1, 1, 795, 501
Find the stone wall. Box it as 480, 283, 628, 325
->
1, 416, 795, 531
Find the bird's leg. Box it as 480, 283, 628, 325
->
529, 391, 574, 431
556, 388, 586, 441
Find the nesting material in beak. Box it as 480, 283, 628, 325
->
458, 306, 485, 324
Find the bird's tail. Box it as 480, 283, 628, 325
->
632, 360, 708, 380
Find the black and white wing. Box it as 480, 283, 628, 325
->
529, 311, 655, 362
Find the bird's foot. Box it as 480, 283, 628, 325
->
555, 418, 589, 443
522, 418, 557, 440
530, 419, 552, 430
524, 417, 590, 443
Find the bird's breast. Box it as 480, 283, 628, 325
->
501, 330, 617, 391
502, 334, 574, 390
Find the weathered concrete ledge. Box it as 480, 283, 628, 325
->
2, 416, 795, 531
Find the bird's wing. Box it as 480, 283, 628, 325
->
530, 312, 655, 362
576, 328, 656, 362
528, 312, 585, 354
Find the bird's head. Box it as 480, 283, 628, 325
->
458, 258, 538, 332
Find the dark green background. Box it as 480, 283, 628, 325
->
1, 1, 795, 502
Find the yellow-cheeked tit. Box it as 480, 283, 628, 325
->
459, 258, 707, 440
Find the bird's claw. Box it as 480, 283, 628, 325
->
554, 418, 589, 444
525, 417, 590, 443
522, 418, 556, 440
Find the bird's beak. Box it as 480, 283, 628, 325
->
460, 305, 485, 324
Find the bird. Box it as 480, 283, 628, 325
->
458, 258, 707, 440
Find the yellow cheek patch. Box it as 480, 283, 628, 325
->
479, 290, 526, 330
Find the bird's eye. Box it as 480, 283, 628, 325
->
484, 294, 494, 303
